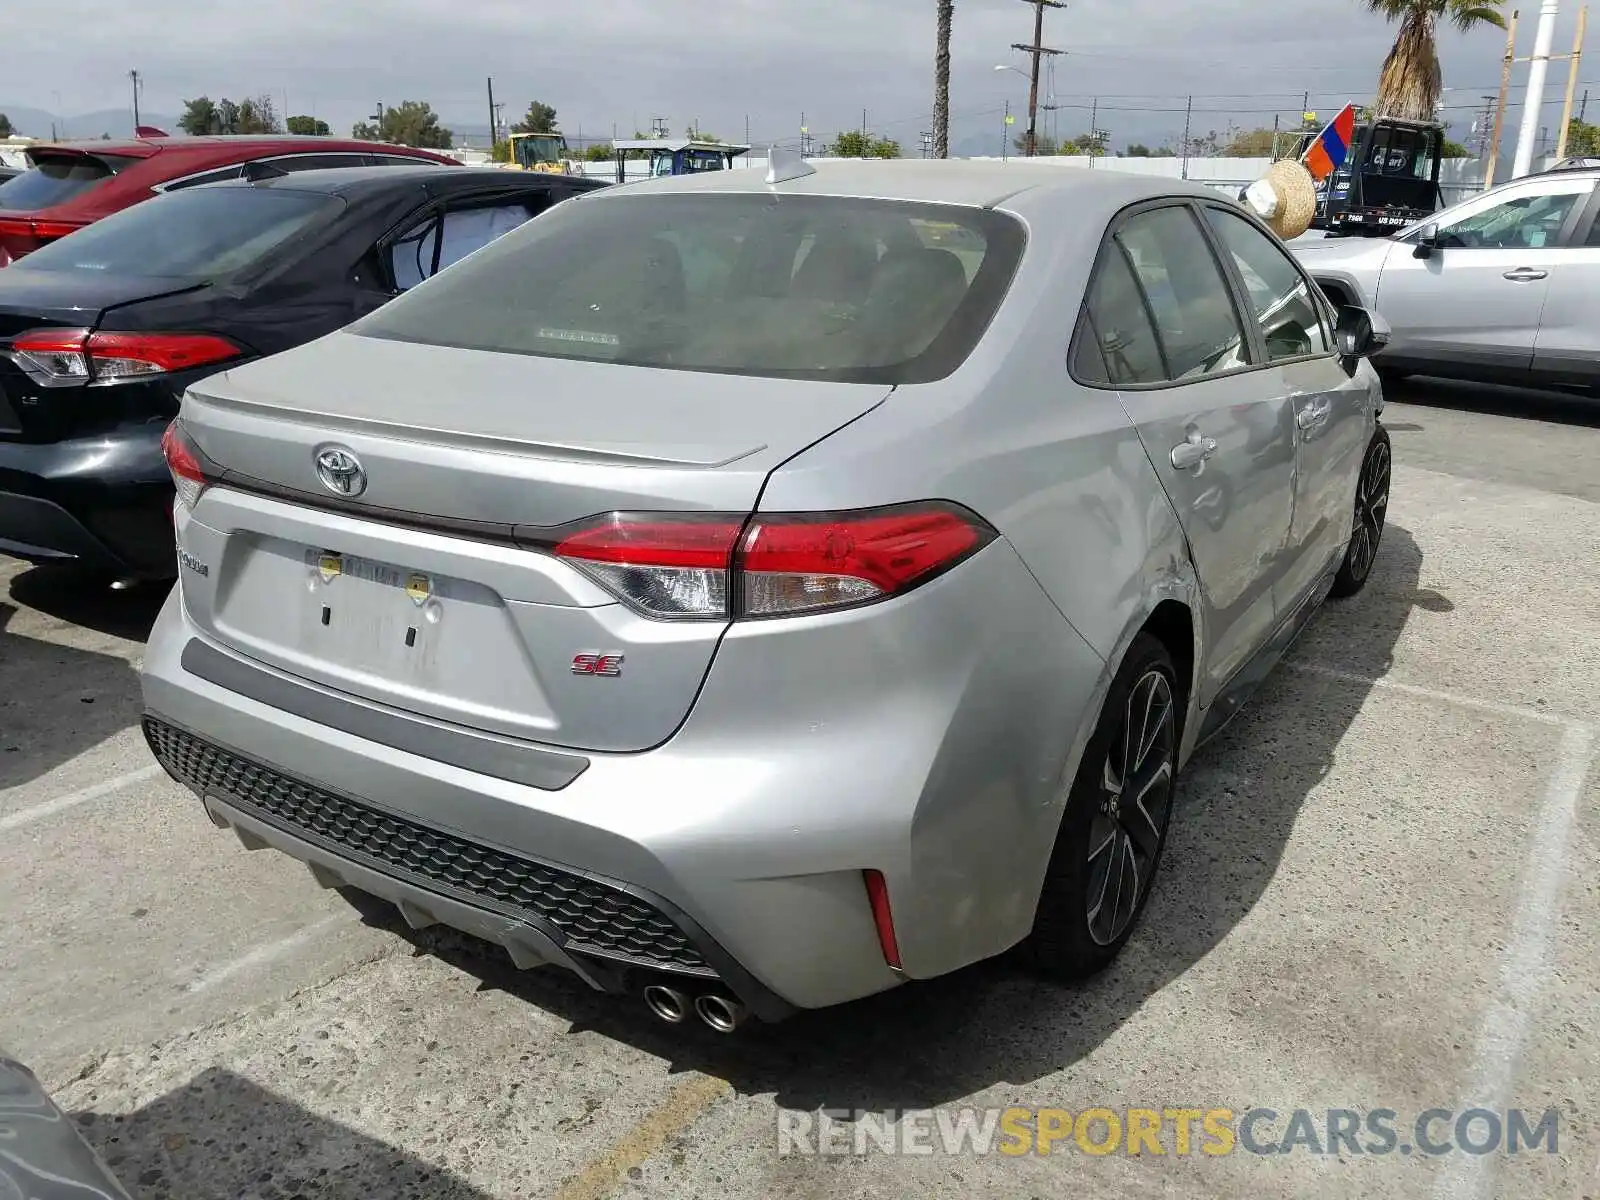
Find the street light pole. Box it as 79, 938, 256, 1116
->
1513, 0, 1561, 176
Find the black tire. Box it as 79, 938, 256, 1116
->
1025, 633, 1181, 980
1331, 425, 1392, 599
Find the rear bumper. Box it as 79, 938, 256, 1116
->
0, 420, 173, 576
140, 540, 1108, 1014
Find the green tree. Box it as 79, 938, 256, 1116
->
1222, 127, 1281, 157
1565, 117, 1600, 156
513, 101, 558, 134
683, 126, 723, 142
179, 97, 219, 135
180, 94, 280, 135
353, 101, 453, 149
584, 142, 614, 161
1367, 0, 1507, 121
1013, 133, 1060, 155
0, 113, 13, 137
1441, 137, 1471, 156
933, 0, 954, 158
287, 115, 331, 136
233, 95, 280, 134
829, 129, 901, 158
1063, 131, 1109, 156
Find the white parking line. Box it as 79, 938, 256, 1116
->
1288, 660, 1570, 728
0, 764, 165, 833
180, 914, 351, 994
1436, 720, 1596, 1200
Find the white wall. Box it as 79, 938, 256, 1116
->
573, 150, 1554, 204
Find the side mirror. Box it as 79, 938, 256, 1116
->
1413, 223, 1441, 258
1335, 306, 1391, 359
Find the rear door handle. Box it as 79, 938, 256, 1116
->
1502, 268, 1549, 282
1295, 399, 1332, 430
1170, 432, 1218, 471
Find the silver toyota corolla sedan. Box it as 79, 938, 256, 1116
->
139, 156, 1393, 1028
1294, 163, 1600, 391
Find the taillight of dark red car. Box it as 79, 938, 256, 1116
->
7, 328, 242, 386
0, 216, 84, 264
551, 503, 996, 621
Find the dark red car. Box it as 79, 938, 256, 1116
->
0, 134, 457, 265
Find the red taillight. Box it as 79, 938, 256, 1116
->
549, 503, 994, 621
161, 420, 214, 511
0, 216, 84, 241
8, 328, 241, 385
554, 515, 742, 619
862, 870, 903, 971
740, 506, 988, 617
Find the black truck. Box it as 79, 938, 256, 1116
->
1289, 116, 1446, 236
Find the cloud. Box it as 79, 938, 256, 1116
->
0, 0, 1561, 150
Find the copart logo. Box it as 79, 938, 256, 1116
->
314, 446, 366, 497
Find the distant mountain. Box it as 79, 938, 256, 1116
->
0, 105, 182, 140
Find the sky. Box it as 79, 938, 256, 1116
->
2, 0, 1594, 154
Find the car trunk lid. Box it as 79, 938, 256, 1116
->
0, 271, 205, 441
175, 330, 893, 754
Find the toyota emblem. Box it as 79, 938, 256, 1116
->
315, 446, 367, 497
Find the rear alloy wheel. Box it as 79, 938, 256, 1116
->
1026, 633, 1179, 979
1331, 425, 1391, 599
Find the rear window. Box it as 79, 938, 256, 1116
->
353, 193, 1025, 383
0, 153, 135, 212
15, 185, 341, 279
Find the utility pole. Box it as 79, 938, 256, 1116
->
1555, 5, 1589, 157
486, 77, 498, 150
1012, 0, 1064, 156
1003, 99, 1011, 162
1582, 88, 1591, 120
129, 70, 141, 129
1476, 94, 1498, 158
1485, 9, 1520, 189
1513, 0, 1561, 177
1180, 95, 1194, 179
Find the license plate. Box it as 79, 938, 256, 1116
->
305, 550, 440, 658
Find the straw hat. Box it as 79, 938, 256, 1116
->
1241, 159, 1318, 241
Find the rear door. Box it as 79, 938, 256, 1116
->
1075, 201, 1297, 706
1531, 179, 1600, 385
1200, 202, 1370, 612
1374, 174, 1594, 376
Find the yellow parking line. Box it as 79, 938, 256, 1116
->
552, 1074, 732, 1200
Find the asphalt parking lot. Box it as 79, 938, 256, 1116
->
3, 378, 1597, 1200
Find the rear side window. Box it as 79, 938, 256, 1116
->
1077, 247, 1167, 385
389, 201, 540, 291
14, 186, 340, 279
0, 153, 135, 211
353, 193, 1025, 384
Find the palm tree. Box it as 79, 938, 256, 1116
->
1367, 0, 1507, 121
934, 0, 954, 158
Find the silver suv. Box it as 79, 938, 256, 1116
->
1294, 165, 1600, 390
140, 160, 1392, 1028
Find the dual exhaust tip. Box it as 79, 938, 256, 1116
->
642, 984, 747, 1033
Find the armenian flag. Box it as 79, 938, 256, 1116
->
1302, 104, 1357, 182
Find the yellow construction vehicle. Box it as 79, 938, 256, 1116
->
506, 131, 578, 175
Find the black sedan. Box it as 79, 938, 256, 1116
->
0, 164, 604, 581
